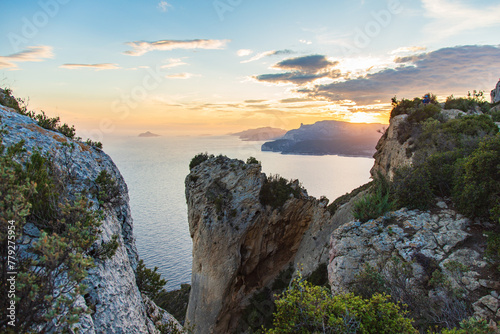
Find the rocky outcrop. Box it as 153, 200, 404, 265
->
370, 109, 467, 180
0, 102, 178, 333
491, 79, 500, 104
262, 120, 383, 157
185, 156, 332, 333
328, 200, 499, 323
370, 114, 413, 180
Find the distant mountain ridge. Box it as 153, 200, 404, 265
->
138, 131, 160, 137
261, 120, 384, 157
231, 127, 286, 141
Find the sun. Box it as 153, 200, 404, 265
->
347, 112, 383, 124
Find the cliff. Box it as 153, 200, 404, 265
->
0, 93, 181, 333
261, 120, 383, 157
185, 156, 336, 333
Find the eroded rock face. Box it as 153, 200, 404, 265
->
328, 201, 499, 323
370, 114, 413, 180
185, 156, 330, 333
0, 104, 177, 333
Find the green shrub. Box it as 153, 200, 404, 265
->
264, 275, 418, 334
352, 175, 394, 222
327, 181, 372, 215
444, 91, 490, 114
407, 103, 441, 123
259, 174, 302, 209
453, 135, 500, 221
189, 152, 213, 170
85, 139, 103, 149
351, 263, 387, 299
136, 259, 167, 300
437, 317, 495, 334
92, 170, 121, 207
247, 156, 260, 164
392, 165, 434, 210
155, 284, 191, 324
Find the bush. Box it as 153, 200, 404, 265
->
259, 174, 302, 209
453, 135, 500, 221
189, 152, 213, 170
352, 175, 394, 222
92, 170, 121, 207
444, 91, 490, 114
392, 165, 434, 210
136, 259, 167, 300
155, 284, 191, 324
247, 156, 260, 164
327, 181, 372, 215
85, 139, 103, 149
264, 275, 418, 334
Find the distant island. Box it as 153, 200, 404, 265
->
231, 127, 287, 141
261, 120, 384, 157
138, 131, 160, 137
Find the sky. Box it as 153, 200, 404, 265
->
1, 0, 500, 138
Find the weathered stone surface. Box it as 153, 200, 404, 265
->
328, 204, 499, 323
185, 156, 330, 334
370, 114, 413, 180
0, 103, 178, 333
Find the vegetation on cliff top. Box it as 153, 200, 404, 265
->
0, 88, 102, 149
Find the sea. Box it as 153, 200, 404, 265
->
103, 135, 374, 290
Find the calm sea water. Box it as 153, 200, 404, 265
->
103, 135, 374, 290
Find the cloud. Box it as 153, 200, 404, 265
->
390, 46, 427, 55
254, 54, 341, 85
237, 49, 253, 57
60, 63, 121, 70
161, 58, 187, 68
273, 55, 338, 72
241, 49, 294, 63
299, 45, 500, 104
0, 46, 53, 69
299, 39, 312, 45
123, 39, 230, 56
165, 73, 200, 79
158, 1, 172, 12
421, 0, 500, 40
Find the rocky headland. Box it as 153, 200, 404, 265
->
261, 120, 384, 157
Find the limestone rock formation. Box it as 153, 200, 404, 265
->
185, 156, 331, 333
328, 200, 499, 323
0, 102, 179, 333
370, 109, 466, 180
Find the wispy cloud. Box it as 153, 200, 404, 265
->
157, 1, 172, 12
161, 58, 187, 68
0, 46, 53, 70
390, 46, 427, 55
237, 49, 253, 57
241, 49, 294, 63
165, 73, 200, 79
299, 39, 312, 45
123, 39, 231, 56
60, 63, 121, 70
421, 0, 500, 40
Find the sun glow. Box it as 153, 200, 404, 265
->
347, 111, 385, 124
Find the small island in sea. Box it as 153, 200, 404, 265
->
138, 131, 160, 137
